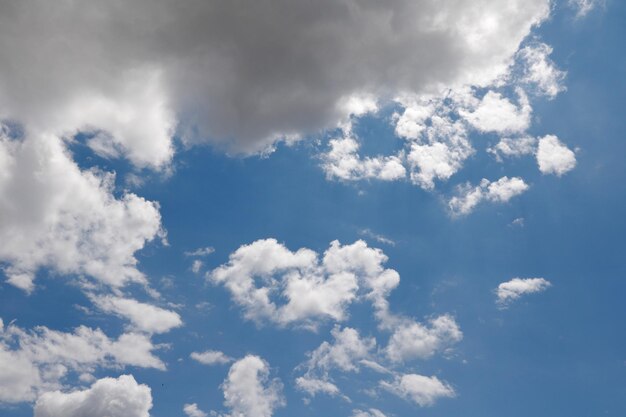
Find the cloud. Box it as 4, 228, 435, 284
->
536, 135, 577, 176
352, 409, 388, 417
448, 176, 529, 216
0, 0, 551, 164
184, 247, 215, 257
89, 294, 183, 334
222, 355, 284, 417
0, 319, 164, 404
568, 0, 604, 18
296, 326, 375, 400
321, 136, 406, 182
496, 277, 551, 307
295, 377, 341, 399
33, 375, 152, 417
190, 350, 233, 366
380, 373, 455, 407
487, 136, 537, 161
517, 43, 566, 98
385, 315, 462, 362
184, 403, 208, 417
208, 239, 400, 328
0, 130, 163, 293
460, 89, 531, 134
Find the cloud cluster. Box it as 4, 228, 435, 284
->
0, 129, 163, 293
33, 375, 152, 417
0, 319, 163, 404
320, 40, 575, 214
380, 374, 455, 407
448, 177, 530, 216
209, 239, 400, 329
0, 0, 551, 165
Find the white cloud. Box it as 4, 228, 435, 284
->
488, 136, 537, 161
385, 315, 463, 362
536, 135, 577, 176
222, 355, 284, 417
0, 319, 164, 404
184, 403, 208, 417
89, 294, 182, 334
0, 0, 551, 160
568, 0, 604, 18
0, 130, 163, 293
191, 260, 204, 275
34, 375, 152, 417
295, 377, 341, 398
352, 409, 388, 417
496, 277, 551, 307
381, 373, 455, 407
460, 90, 532, 134
321, 136, 406, 182
448, 177, 529, 216
209, 239, 400, 328
517, 43, 566, 98
185, 247, 215, 257
190, 350, 233, 366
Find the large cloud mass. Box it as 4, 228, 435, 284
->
0, 0, 550, 163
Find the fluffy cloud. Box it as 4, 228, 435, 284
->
190, 350, 233, 366
0, 130, 163, 293
536, 135, 577, 176
381, 373, 455, 407
496, 277, 551, 307
184, 403, 208, 417
448, 176, 529, 216
322, 136, 406, 182
0, 0, 551, 163
209, 239, 399, 328
460, 90, 531, 134
0, 319, 163, 404
517, 43, 566, 98
89, 294, 182, 334
222, 355, 284, 417
385, 315, 463, 362
33, 375, 152, 417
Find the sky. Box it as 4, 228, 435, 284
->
0, 1, 625, 417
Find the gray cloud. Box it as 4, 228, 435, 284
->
0, 0, 550, 165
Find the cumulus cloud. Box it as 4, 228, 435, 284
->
34, 375, 152, 417
536, 135, 577, 176
222, 355, 284, 417
208, 239, 400, 328
89, 294, 182, 334
496, 277, 551, 307
448, 176, 530, 216
190, 350, 233, 366
380, 373, 455, 407
0, 130, 163, 293
0, 0, 551, 163
385, 315, 463, 362
184, 403, 208, 417
321, 136, 406, 182
517, 43, 566, 98
459, 89, 531, 134
0, 320, 163, 404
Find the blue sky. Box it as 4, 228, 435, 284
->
0, 1, 625, 417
